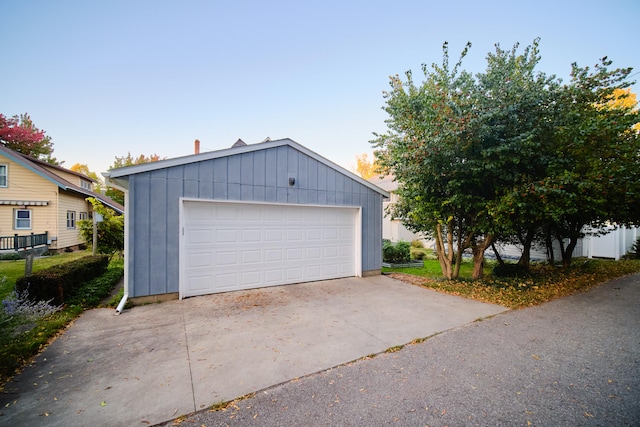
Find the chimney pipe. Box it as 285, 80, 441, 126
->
194, 139, 200, 154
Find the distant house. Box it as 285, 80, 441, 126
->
0, 144, 124, 253
368, 174, 430, 244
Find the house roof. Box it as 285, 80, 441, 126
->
105, 138, 390, 197
368, 174, 397, 193
0, 144, 125, 214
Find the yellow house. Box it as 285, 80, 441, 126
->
0, 144, 124, 253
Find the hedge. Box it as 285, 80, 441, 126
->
15, 255, 110, 305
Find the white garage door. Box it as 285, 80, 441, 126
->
180, 200, 361, 298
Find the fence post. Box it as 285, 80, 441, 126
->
14, 234, 18, 251
25, 253, 34, 277
30, 232, 34, 248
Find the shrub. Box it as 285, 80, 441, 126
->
383, 240, 411, 264
411, 240, 424, 248
0, 288, 61, 342
15, 255, 109, 305
623, 237, 640, 260
410, 248, 426, 260
492, 263, 530, 278
65, 264, 124, 307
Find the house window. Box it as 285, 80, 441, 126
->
79, 212, 88, 220
80, 180, 92, 190
0, 164, 7, 187
15, 209, 32, 229
67, 211, 76, 229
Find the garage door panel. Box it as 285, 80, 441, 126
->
265, 229, 283, 241
242, 250, 261, 263
242, 229, 261, 242
215, 251, 237, 266
182, 201, 358, 297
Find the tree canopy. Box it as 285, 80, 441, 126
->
0, 113, 57, 163
372, 40, 639, 278
105, 152, 164, 205
350, 153, 379, 179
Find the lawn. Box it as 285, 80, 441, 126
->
384, 258, 640, 309
383, 257, 490, 279
0, 250, 90, 301
0, 252, 124, 386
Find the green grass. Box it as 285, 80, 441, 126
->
0, 250, 90, 300
383, 257, 491, 279
0, 255, 123, 387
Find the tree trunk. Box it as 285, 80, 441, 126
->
544, 227, 555, 265
562, 236, 578, 268
471, 234, 496, 279
472, 247, 485, 279
434, 223, 454, 279
491, 242, 505, 265
517, 227, 536, 268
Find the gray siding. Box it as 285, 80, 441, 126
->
126, 145, 383, 297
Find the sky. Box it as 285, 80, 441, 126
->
1, 0, 639, 178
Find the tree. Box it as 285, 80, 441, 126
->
534, 59, 640, 266
351, 153, 379, 179
105, 152, 163, 205
0, 113, 57, 163
78, 197, 124, 257
372, 40, 639, 276
372, 41, 487, 279
70, 163, 103, 192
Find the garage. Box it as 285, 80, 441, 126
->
104, 138, 388, 303
181, 200, 360, 297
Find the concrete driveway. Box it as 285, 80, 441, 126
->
0, 275, 506, 426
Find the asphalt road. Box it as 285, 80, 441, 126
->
157, 274, 640, 427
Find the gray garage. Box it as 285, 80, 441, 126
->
105, 138, 389, 302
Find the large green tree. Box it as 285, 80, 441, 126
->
534, 58, 640, 266
373, 40, 639, 278
373, 42, 488, 279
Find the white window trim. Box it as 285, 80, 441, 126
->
0, 164, 7, 188
15, 208, 32, 230
67, 211, 76, 229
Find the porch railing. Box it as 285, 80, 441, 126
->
0, 232, 48, 251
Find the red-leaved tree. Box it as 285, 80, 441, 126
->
0, 113, 57, 163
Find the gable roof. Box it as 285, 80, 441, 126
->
0, 144, 124, 214
105, 138, 389, 197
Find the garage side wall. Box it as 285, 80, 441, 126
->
126, 145, 383, 297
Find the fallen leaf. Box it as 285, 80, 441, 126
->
100, 401, 107, 407
531, 354, 540, 360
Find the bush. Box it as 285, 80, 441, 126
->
411, 240, 424, 248
383, 240, 411, 264
15, 255, 109, 305
65, 264, 124, 307
623, 237, 640, 260
410, 248, 426, 260
492, 263, 530, 278
0, 288, 61, 342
